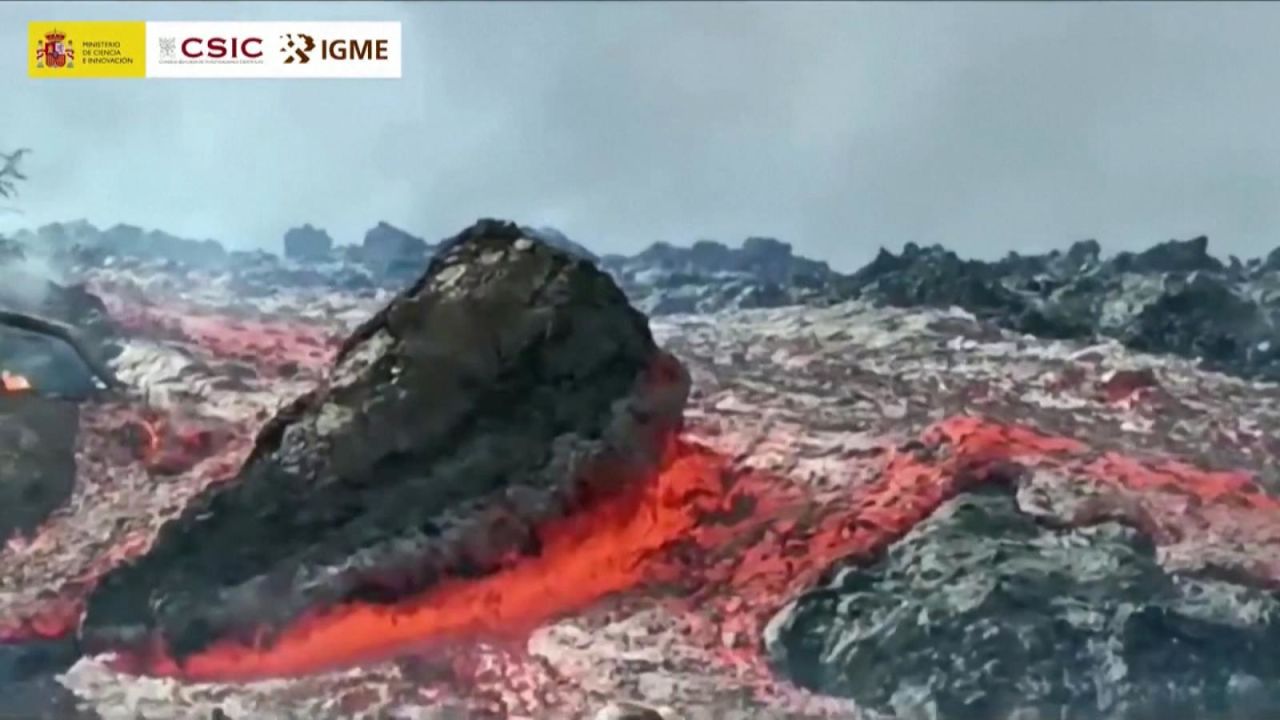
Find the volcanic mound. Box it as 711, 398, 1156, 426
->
767, 481, 1280, 719
81, 219, 690, 664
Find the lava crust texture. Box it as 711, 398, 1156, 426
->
767, 484, 1280, 720
81, 219, 690, 660
0, 393, 79, 542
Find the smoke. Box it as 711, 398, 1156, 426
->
0, 254, 66, 311
7, 3, 1280, 269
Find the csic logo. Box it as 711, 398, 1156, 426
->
143, 22, 400, 78
281, 32, 391, 65
34, 29, 74, 69
281, 33, 315, 64
180, 35, 263, 60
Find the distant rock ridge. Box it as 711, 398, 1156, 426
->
7, 219, 1280, 381
846, 234, 1280, 382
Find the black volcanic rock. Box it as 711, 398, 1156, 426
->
1120, 235, 1223, 274
520, 226, 598, 262
98, 224, 228, 269
0, 394, 78, 541
767, 486, 1280, 720
1264, 246, 1280, 272
1122, 272, 1264, 368
601, 237, 844, 316
10, 221, 228, 270
360, 221, 432, 281
82, 219, 690, 657
282, 224, 334, 262
847, 235, 1280, 381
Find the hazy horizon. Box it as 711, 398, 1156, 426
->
5, 2, 1280, 271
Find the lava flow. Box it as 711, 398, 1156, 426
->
124, 409, 230, 477
52, 417, 1280, 690
113, 439, 733, 681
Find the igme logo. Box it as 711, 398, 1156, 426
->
281, 32, 315, 64
144, 21, 401, 78
281, 33, 390, 64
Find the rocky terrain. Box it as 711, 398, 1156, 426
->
14, 219, 1280, 384
82, 221, 689, 663
0, 217, 1277, 719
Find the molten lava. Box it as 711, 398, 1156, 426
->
1, 370, 31, 391
9, 412, 1277, 699
125, 411, 228, 476
115, 442, 730, 681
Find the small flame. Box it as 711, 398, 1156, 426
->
140, 420, 161, 458
1, 371, 31, 392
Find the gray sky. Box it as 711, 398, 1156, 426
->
3, 1, 1280, 271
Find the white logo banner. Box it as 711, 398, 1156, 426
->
145, 22, 401, 79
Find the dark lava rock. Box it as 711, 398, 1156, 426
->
282, 224, 334, 262
850, 243, 1034, 321
0, 636, 80, 683
1263, 246, 1280, 272
11, 220, 227, 270
521, 226, 598, 263
0, 393, 79, 541
360, 221, 433, 281
766, 486, 1280, 720
1122, 272, 1265, 369
601, 237, 844, 316
82, 219, 690, 657
847, 235, 1280, 382
1116, 235, 1223, 274
0, 674, 100, 720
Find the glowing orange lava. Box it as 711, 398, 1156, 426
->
118, 443, 729, 681
140, 419, 161, 459
22, 415, 1276, 693
1, 370, 32, 391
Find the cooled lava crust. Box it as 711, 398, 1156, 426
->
81, 220, 690, 661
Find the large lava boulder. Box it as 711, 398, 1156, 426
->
766, 485, 1280, 720
0, 393, 79, 541
82, 219, 690, 657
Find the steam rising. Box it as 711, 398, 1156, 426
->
4, 3, 1280, 269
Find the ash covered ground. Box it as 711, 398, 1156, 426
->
0, 218, 1278, 720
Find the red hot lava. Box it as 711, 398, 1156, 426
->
121, 409, 231, 477
106, 415, 1280, 687
114, 440, 729, 681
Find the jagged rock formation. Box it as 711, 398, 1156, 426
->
9, 216, 1280, 381
11, 221, 228, 270
521, 226, 599, 262
766, 485, 1280, 720
282, 224, 334, 263
0, 394, 78, 541
600, 237, 845, 316
356, 221, 433, 282
846, 235, 1280, 382
80, 219, 689, 658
